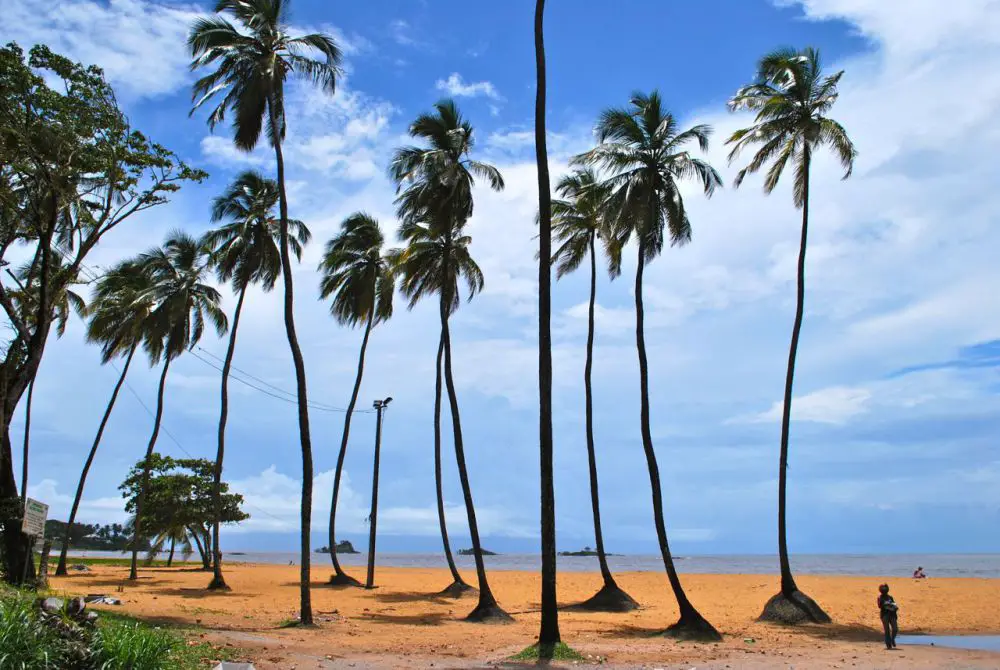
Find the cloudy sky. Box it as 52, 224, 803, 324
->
3, 0, 998, 556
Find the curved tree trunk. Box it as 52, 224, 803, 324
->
19, 380, 33, 509
327, 307, 375, 587
130, 356, 172, 581
440, 295, 511, 622
208, 285, 248, 591
534, 0, 559, 648
634, 243, 719, 640
434, 331, 469, 596
577, 236, 638, 613
56, 346, 137, 576
760, 149, 831, 625
269, 95, 314, 626
167, 537, 175, 567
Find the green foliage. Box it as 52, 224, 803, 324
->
509, 642, 586, 662
202, 170, 312, 293
43, 521, 148, 552
119, 454, 248, 554
318, 213, 395, 327
0, 591, 62, 669
92, 621, 177, 670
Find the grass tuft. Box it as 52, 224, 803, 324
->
510, 642, 586, 662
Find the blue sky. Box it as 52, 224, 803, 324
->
3, 0, 999, 556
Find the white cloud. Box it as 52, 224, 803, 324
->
435, 73, 503, 101
388, 19, 419, 47
746, 386, 873, 425
1, 0, 202, 98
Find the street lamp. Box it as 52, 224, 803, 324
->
365, 396, 392, 589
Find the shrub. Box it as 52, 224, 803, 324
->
0, 591, 66, 669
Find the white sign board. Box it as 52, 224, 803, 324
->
21, 498, 48, 538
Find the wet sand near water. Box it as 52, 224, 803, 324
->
48, 563, 1000, 668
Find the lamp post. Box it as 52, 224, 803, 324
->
365, 396, 392, 589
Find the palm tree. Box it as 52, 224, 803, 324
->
389, 101, 508, 620
201, 170, 311, 591
576, 91, 722, 640
318, 212, 393, 587
727, 47, 855, 625
533, 0, 560, 650
127, 231, 227, 581
56, 263, 154, 576
548, 168, 638, 612
189, 0, 341, 624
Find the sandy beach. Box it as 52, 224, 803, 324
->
48, 563, 1000, 668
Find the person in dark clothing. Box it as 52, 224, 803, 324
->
877, 583, 899, 649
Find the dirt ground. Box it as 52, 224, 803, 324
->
48, 563, 1000, 668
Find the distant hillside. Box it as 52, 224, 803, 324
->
44, 520, 150, 551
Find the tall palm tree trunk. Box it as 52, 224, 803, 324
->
534, 0, 559, 648
19, 379, 33, 508
579, 237, 638, 612
434, 332, 469, 595
56, 346, 137, 576
761, 149, 831, 624
168, 537, 175, 567
208, 285, 248, 591
190, 527, 209, 568
327, 308, 374, 587
364, 402, 385, 589
130, 356, 172, 581
440, 297, 511, 622
268, 96, 315, 625
634, 244, 719, 640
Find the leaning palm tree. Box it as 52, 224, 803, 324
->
55, 263, 155, 576
201, 170, 311, 591
549, 168, 637, 612
391, 215, 510, 620
318, 212, 393, 587
127, 232, 227, 581
189, 0, 341, 624
389, 102, 508, 619
576, 91, 722, 640
727, 47, 855, 625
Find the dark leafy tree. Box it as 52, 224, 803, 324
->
202, 170, 310, 590
0, 43, 203, 585
318, 212, 393, 587
576, 90, 722, 640
189, 0, 342, 625
727, 47, 855, 625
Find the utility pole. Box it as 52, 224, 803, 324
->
365, 396, 392, 589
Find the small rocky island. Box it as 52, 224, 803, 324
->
316, 540, 360, 554
458, 548, 497, 556
558, 546, 617, 557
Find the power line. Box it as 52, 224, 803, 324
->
109, 359, 288, 525
190, 347, 373, 414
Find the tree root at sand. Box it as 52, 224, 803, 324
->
465, 601, 514, 623
572, 582, 640, 612
206, 576, 231, 591
328, 572, 362, 587
759, 589, 832, 624
439, 580, 476, 598
662, 611, 723, 641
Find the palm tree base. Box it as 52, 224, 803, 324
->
439, 580, 476, 598
206, 575, 231, 591
328, 571, 363, 587
465, 600, 514, 623
759, 589, 832, 624
663, 611, 723, 641
571, 581, 640, 612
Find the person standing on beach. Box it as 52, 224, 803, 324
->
877, 583, 899, 649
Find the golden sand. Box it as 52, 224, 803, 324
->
48, 563, 1000, 668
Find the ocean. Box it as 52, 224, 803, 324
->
66, 551, 1000, 578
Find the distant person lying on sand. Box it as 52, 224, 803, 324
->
878, 583, 899, 650
913, 566, 927, 579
